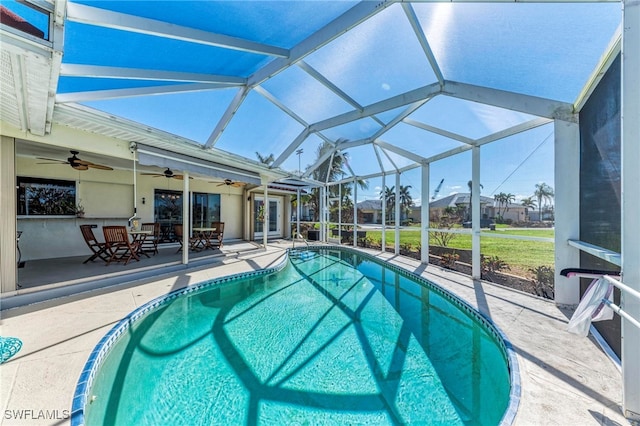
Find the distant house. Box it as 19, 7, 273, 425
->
357, 193, 535, 225
356, 199, 383, 224
430, 193, 495, 221
488, 201, 528, 223
357, 199, 419, 224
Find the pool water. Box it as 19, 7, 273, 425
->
83, 249, 511, 425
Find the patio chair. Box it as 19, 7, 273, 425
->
79, 225, 109, 264
173, 224, 200, 253
102, 225, 141, 265
209, 222, 225, 248
140, 222, 160, 255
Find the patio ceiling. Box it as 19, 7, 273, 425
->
0, 0, 621, 181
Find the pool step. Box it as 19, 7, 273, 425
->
290, 251, 317, 260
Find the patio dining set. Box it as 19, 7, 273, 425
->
79, 222, 224, 266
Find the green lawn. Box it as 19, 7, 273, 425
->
364, 228, 554, 276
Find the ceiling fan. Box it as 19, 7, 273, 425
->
37, 150, 113, 171
214, 178, 245, 187
141, 168, 191, 180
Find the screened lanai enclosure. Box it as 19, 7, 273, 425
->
1, 0, 639, 420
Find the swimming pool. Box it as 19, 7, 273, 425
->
73, 247, 519, 425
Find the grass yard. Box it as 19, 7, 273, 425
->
364, 228, 555, 278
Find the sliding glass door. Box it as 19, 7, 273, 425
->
192, 192, 221, 229
154, 190, 183, 242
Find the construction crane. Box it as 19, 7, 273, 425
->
432, 178, 444, 200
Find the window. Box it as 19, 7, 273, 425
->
17, 177, 76, 216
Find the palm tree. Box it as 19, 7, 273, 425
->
505, 193, 516, 211
255, 152, 275, 166
494, 192, 507, 219
399, 185, 413, 222
495, 192, 516, 218
380, 186, 396, 224
309, 140, 367, 221
533, 183, 554, 222
520, 196, 537, 222
467, 180, 483, 221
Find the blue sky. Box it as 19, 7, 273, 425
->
355, 123, 555, 207
6, 1, 619, 208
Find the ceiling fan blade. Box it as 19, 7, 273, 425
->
73, 159, 92, 166
87, 163, 114, 171
232, 182, 246, 187
173, 175, 184, 180
72, 164, 90, 171
141, 172, 163, 176
36, 161, 66, 165
37, 157, 67, 163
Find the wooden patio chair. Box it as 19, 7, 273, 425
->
209, 222, 225, 248
173, 224, 200, 253
102, 225, 141, 265
140, 222, 160, 255
79, 224, 109, 264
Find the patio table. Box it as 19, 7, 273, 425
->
129, 229, 152, 257
193, 227, 218, 250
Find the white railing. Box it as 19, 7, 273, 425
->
568, 239, 621, 266
292, 233, 309, 249
601, 275, 640, 330
566, 239, 638, 330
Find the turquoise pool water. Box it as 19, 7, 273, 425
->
82, 248, 512, 425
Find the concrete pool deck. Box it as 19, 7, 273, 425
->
0, 242, 632, 425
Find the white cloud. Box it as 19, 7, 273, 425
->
473, 103, 531, 134
381, 83, 391, 91
450, 185, 461, 190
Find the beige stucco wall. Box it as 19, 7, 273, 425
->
16, 155, 246, 261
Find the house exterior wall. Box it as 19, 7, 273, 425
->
15, 155, 246, 261
358, 209, 380, 224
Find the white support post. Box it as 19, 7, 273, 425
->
263, 184, 269, 247
381, 173, 386, 252
338, 183, 342, 242
421, 163, 429, 264
182, 171, 190, 265
472, 146, 481, 279
395, 173, 400, 255
1, 136, 17, 294
554, 120, 581, 305
296, 188, 301, 238
326, 186, 330, 241
320, 186, 326, 241
622, 0, 640, 418
353, 178, 358, 247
